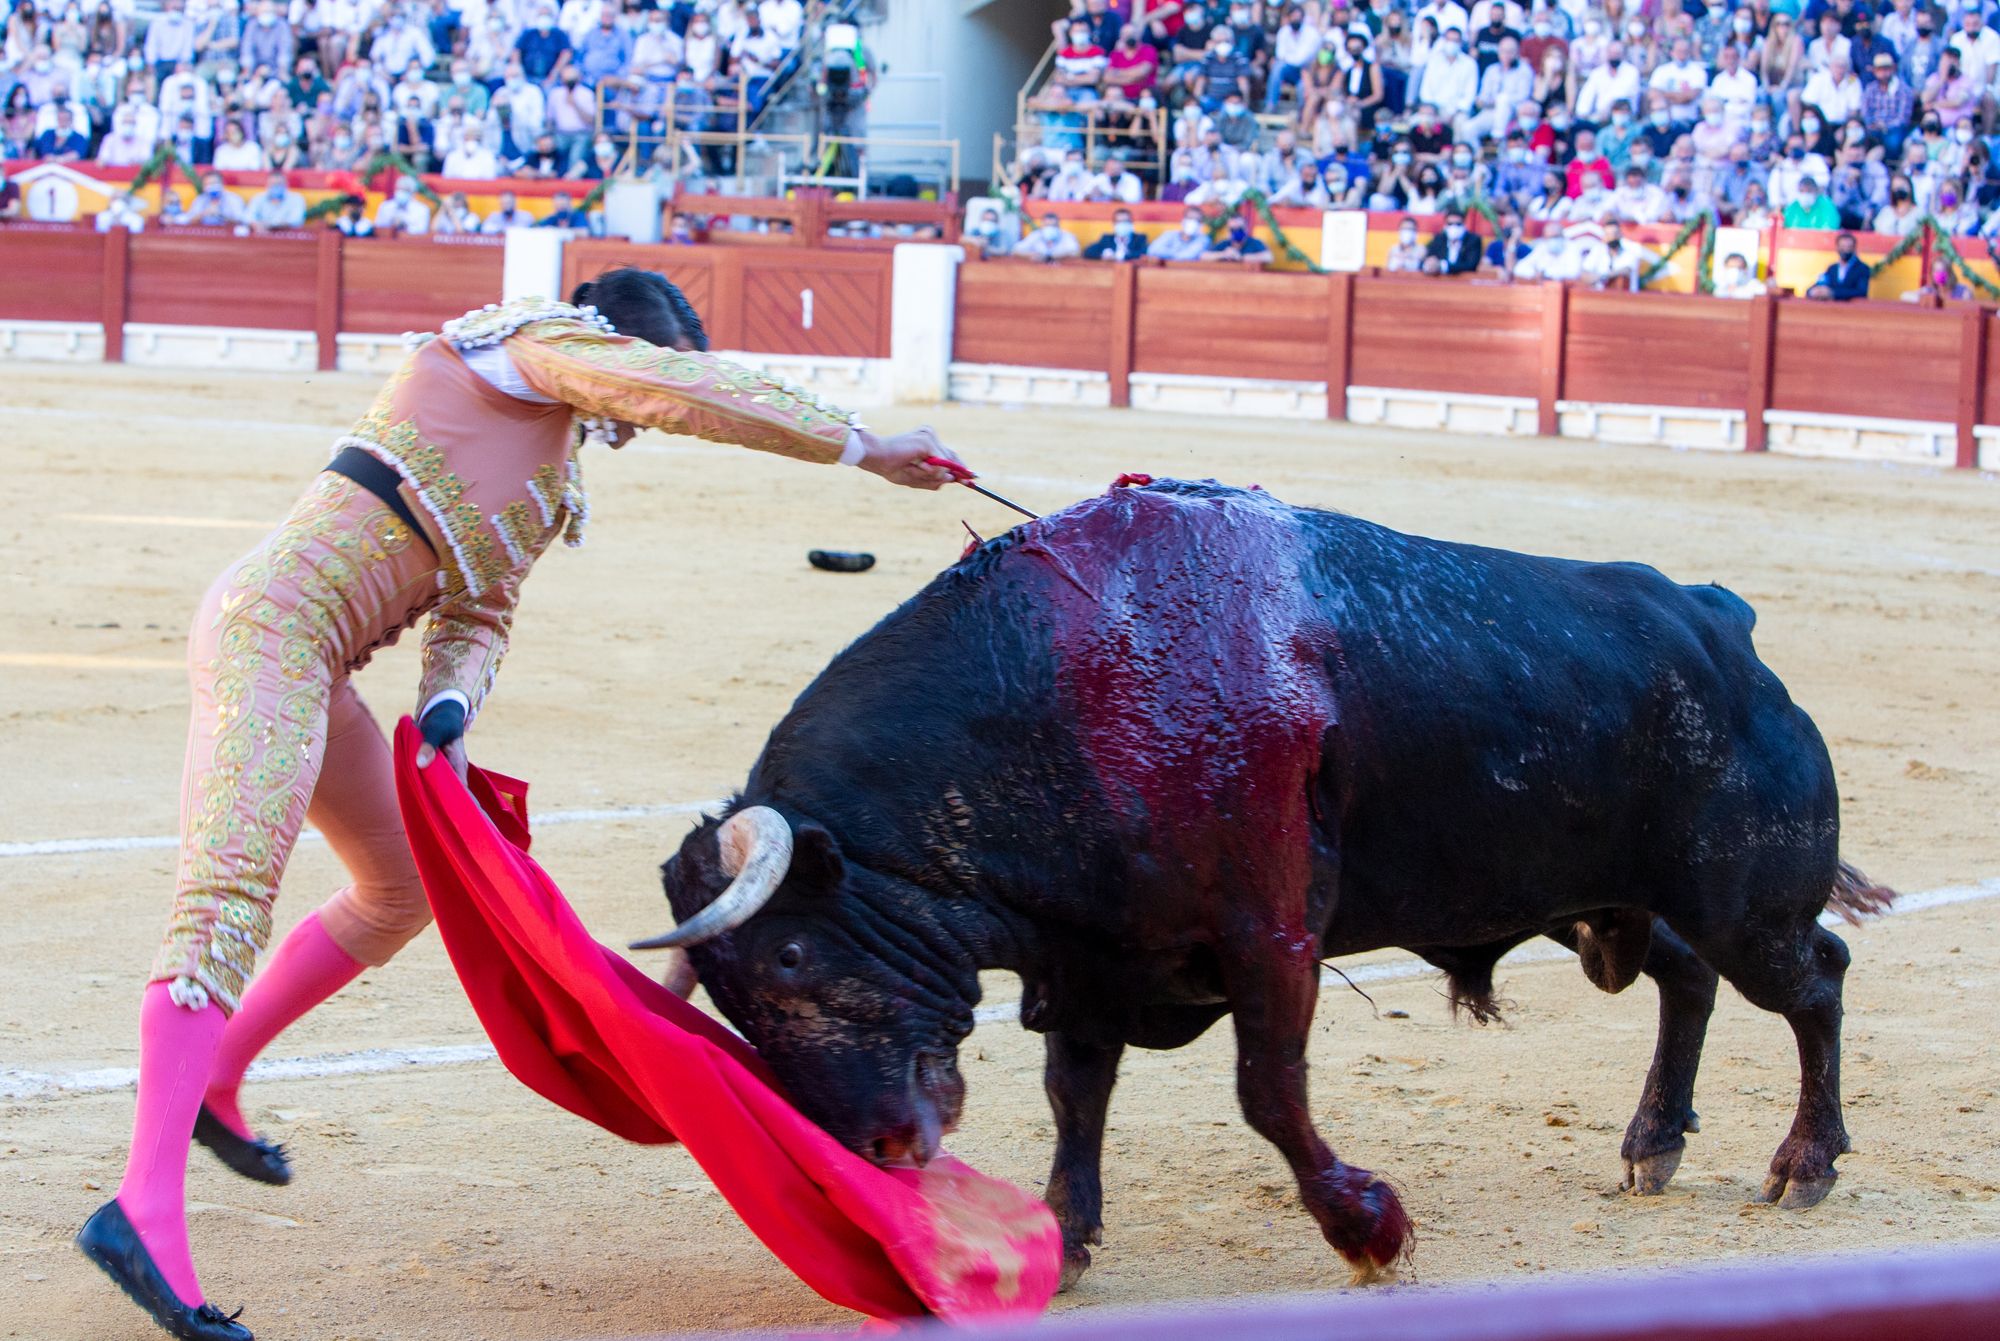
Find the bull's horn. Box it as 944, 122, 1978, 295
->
629, 806, 793, 950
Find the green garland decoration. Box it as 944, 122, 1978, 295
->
127, 141, 203, 194
1198, 188, 1326, 271
1868, 214, 2000, 300
356, 150, 444, 207
1636, 207, 1717, 293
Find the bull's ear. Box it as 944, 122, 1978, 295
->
788, 822, 846, 895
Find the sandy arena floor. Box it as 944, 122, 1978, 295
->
1, 364, 1996, 1341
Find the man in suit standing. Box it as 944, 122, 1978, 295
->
1084, 208, 1151, 260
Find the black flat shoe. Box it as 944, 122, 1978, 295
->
193, 1106, 292, 1186
75, 1200, 253, 1341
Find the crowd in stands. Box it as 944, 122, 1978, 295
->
999, 0, 2000, 290
0, 0, 811, 231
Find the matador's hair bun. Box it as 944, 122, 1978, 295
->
570, 268, 710, 353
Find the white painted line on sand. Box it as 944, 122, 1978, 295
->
4, 878, 1988, 1106
0, 800, 721, 859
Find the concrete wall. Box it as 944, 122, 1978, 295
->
865, 0, 1058, 191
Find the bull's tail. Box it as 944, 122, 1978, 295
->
1826, 860, 1897, 926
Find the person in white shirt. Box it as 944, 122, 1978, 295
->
1415, 27, 1478, 120
1950, 5, 2000, 88
1459, 34, 1532, 141
373, 173, 432, 234
95, 108, 156, 166
1648, 36, 1707, 125
1575, 41, 1639, 124
1185, 157, 1248, 206
1043, 151, 1094, 202
1608, 163, 1665, 222
1805, 13, 1851, 74
95, 189, 149, 233
557, 0, 600, 44
1803, 55, 1863, 124
376, 13, 437, 81
211, 118, 268, 169
1708, 42, 1759, 132
1714, 252, 1768, 299
1513, 230, 1587, 279
441, 127, 499, 177
1085, 156, 1145, 203
1585, 220, 1660, 288
432, 191, 482, 234
1265, 3, 1321, 112
758, 0, 803, 46
1468, 0, 1527, 28
156, 63, 211, 135
1414, 0, 1471, 45
632, 12, 682, 77
246, 173, 307, 230
493, 71, 546, 144
481, 189, 533, 232
1015, 211, 1082, 261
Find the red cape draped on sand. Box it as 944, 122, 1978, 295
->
390, 718, 1061, 1322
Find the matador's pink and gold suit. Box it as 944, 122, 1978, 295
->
103, 298, 862, 1322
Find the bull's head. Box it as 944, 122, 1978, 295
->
638, 806, 976, 1167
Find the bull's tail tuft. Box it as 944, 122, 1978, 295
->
1827, 860, 1897, 925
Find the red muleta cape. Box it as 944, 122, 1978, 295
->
390, 718, 1060, 1322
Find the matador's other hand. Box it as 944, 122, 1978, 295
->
859, 427, 968, 490
416, 699, 470, 782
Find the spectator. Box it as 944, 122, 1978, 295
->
1054, 0, 1119, 52
1923, 48, 1978, 130
1038, 18, 1108, 109
578, 7, 635, 87
1385, 217, 1427, 271
1737, 183, 1776, 229
1576, 40, 1639, 124
1423, 208, 1482, 274
515, 132, 567, 178
1084, 207, 1149, 259
1493, 127, 1543, 199
1201, 213, 1269, 263
95, 189, 148, 233
1828, 143, 1889, 228
964, 202, 1012, 257
1266, 4, 1321, 113
1149, 205, 1213, 261
33, 104, 89, 160
1414, 26, 1478, 122
1609, 163, 1665, 222
1269, 157, 1333, 206
516, 6, 574, 82
434, 191, 481, 235
1484, 206, 1531, 273
442, 127, 498, 178
0, 166, 20, 221
1588, 219, 1658, 290
481, 190, 533, 233
1714, 251, 1769, 298
246, 173, 306, 231
1565, 126, 1614, 197
1783, 174, 1842, 228
1086, 156, 1144, 204
1876, 177, 1923, 234
1016, 210, 1083, 260
145, 0, 198, 80
240, 2, 296, 83
212, 118, 267, 170
1714, 143, 1770, 219
1860, 52, 1916, 155
1043, 149, 1094, 202
548, 66, 596, 171
1803, 55, 1863, 126
373, 174, 432, 235
536, 189, 590, 228
1462, 35, 1532, 142
182, 171, 243, 225
333, 193, 374, 236
1513, 228, 1587, 279
1808, 231, 1871, 301
1186, 155, 1247, 206
760, 0, 806, 45
1104, 24, 1161, 107
1192, 23, 1254, 112
1214, 90, 1259, 152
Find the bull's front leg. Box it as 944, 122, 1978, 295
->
1042, 1030, 1124, 1291
1222, 942, 1411, 1282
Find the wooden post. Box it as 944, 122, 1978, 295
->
1744, 292, 1777, 452
100, 223, 128, 364
1325, 270, 1354, 421
710, 247, 746, 351
1536, 280, 1567, 437
1108, 262, 1137, 408
1955, 304, 1986, 470
314, 226, 342, 372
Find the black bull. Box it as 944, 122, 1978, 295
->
652, 480, 1889, 1285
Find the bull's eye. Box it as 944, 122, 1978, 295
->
776, 942, 806, 972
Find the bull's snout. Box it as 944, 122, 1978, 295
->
867, 1051, 964, 1168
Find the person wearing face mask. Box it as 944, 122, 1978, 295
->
1520, 2, 1569, 72
144, 0, 198, 80
239, 2, 295, 79
1575, 39, 1639, 125
1086, 154, 1145, 203
1808, 229, 1871, 300
1102, 23, 1161, 107
1902, 8, 1946, 91
1266, 4, 1322, 112
1828, 141, 1890, 228
1270, 155, 1335, 206
1414, 24, 1478, 121
1859, 52, 1917, 156
1513, 225, 1586, 279
1044, 150, 1094, 201
1083, 206, 1151, 259
1609, 162, 1666, 223
1189, 24, 1253, 113
1051, 0, 1121, 52
1369, 139, 1419, 210
1149, 205, 1214, 261
1491, 126, 1542, 197
515, 5, 574, 81
1385, 217, 1427, 271
373, 172, 433, 235
1924, 48, 1979, 132
1460, 33, 1531, 142
1564, 124, 1615, 197
1714, 250, 1769, 298
1421, 207, 1482, 274
1201, 211, 1270, 263
1647, 35, 1707, 127
1713, 142, 1769, 219
1802, 55, 1863, 133
1016, 209, 1083, 261
1782, 169, 1841, 227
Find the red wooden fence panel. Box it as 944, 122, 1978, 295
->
1770, 300, 1959, 422
1563, 290, 1751, 410
339, 236, 505, 335
127, 231, 318, 330
953, 260, 1116, 373
1349, 277, 1542, 398
0, 224, 103, 322
1133, 267, 1329, 383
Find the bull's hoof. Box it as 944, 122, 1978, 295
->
1622, 1146, 1684, 1196
1057, 1244, 1092, 1293
1758, 1170, 1837, 1209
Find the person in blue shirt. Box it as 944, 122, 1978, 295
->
33, 106, 91, 161
514, 8, 573, 82
536, 190, 588, 228
1809, 232, 1872, 302
1202, 216, 1270, 262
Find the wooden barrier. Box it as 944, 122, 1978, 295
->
127, 228, 318, 331
951, 255, 1984, 462
0, 223, 103, 323
563, 238, 892, 358
338, 235, 506, 337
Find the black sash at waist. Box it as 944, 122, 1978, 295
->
325, 446, 438, 557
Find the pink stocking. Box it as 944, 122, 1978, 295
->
204, 910, 364, 1139
116, 981, 228, 1306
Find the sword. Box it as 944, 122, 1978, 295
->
923, 455, 1040, 520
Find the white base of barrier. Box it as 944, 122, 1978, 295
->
949, 362, 1111, 409
1764, 410, 1956, 466
1129, 372, 1328, 419
720, 351, 891, 408
124, 324, 318, 372
0, 318, 104, 362
1348, 385, 1540, 437
1558, 401, 1743, 452
1972, 424, 2000, 471
334, 333, 406, 375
